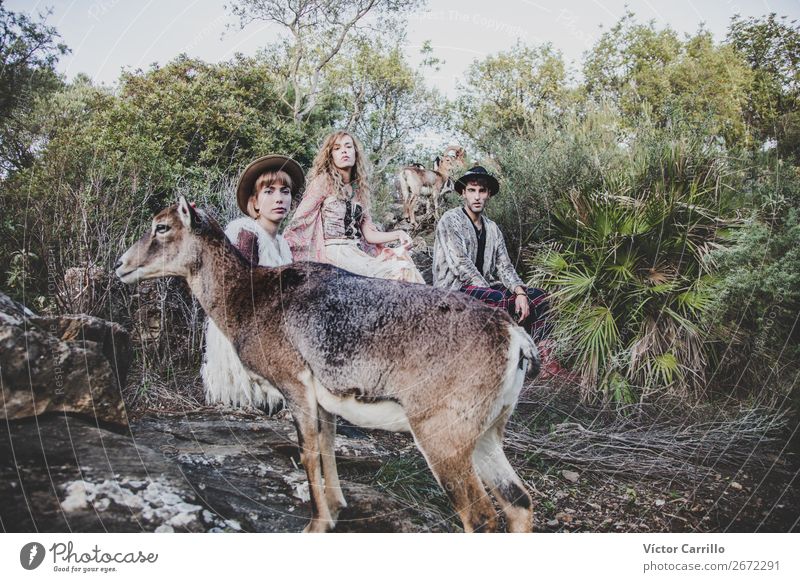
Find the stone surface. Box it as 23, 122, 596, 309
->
0, 292, 131, 425
0, 410, 448, 533
561, 470, 580, 483
0, 413, 222, 532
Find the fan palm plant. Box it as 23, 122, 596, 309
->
528, 136, 737, 403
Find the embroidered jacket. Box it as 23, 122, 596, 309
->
283, 175, 384, 262
432, 207, 524, 291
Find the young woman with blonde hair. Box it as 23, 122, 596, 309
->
284, 131, 423, 283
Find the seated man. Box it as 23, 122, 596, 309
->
432, 165, 553, 344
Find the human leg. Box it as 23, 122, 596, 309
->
459, 284, 551, 338
459, 284, 567, 378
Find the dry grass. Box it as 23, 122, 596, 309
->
509, 383, 793, 486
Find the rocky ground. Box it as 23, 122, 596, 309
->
2, 290, 798, 533
2, 399, 797, 533
0, 409, 448, 532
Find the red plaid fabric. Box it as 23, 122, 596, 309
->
459, 283, 552, 341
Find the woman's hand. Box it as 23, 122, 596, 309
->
396, 230, 413, 249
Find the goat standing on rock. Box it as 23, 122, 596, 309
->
115, 197, 539, 532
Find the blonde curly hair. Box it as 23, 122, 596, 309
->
308, 130, 372, 209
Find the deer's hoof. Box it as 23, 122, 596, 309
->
303, 518, 335, 533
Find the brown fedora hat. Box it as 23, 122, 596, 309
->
236, 154, 305, 216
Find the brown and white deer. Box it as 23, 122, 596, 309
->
397, 145, 466, 228
115, 197, 539, 532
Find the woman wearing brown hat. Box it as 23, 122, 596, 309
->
201, 155, 304, 415
284, 131, 423, 283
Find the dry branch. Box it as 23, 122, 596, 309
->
507, 402, 789, 485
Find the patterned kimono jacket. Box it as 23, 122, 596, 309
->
432, 207, 524, 291
284, 175, 423, 283
283, 175, 378, 262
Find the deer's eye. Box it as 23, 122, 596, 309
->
155, 224, 170, 234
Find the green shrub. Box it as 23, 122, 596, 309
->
707, 161, 800, 401
526, 130, 737, 404
487, 104, 625, 263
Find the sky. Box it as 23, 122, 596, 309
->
9, 0, 800, 97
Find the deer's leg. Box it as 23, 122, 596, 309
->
437, 188, 447, 219
317, 406, 347, 518
400, 178, 416, 227
424, 200, 431, 224
473, 409, 533, 533
412, 429, 498, 533
407, 192, 418, 227
288, 374, 335, 533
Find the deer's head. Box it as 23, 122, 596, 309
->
115, 197, 207, 284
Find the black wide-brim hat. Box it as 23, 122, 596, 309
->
236, 154, 305, 216
454, 166, 500, 196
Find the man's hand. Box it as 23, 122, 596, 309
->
514, 291, 529, 323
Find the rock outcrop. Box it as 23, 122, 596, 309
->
0, 291, 131, 425
0, 410, 451, 532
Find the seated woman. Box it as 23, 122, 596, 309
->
201, 155, 303, 414
284, 130, 424, 283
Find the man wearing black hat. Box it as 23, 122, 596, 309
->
432, 166, 551, 342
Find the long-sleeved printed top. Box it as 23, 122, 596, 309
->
283, 176, 380, 262
432, 207, 524, 291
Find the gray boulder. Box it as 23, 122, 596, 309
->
0, 291, 131, 425
0, 411, 450, 532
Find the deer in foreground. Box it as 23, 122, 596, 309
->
115, 197, 539, 532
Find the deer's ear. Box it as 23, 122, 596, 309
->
177, 196, 199, 230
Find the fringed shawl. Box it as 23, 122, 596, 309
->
283, 176, 330, 262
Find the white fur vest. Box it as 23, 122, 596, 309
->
201, 217, 292, 412
224, 216, 292, 267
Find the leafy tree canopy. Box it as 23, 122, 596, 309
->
0, 0, 69, 173
583, 13, 753, 146
455, 42, 569, 152
727, 13, 800, 158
